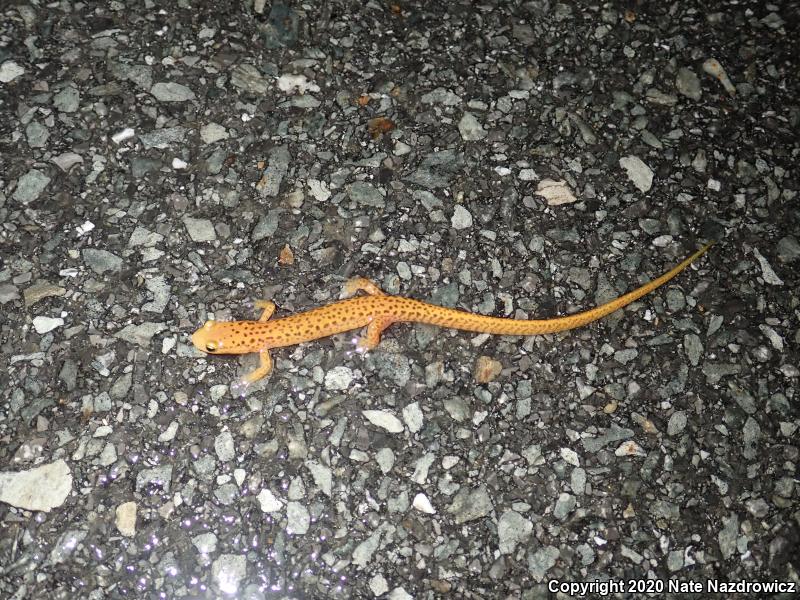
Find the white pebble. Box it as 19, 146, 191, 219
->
33, 316, 64, 334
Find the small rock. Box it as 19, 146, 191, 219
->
667, 411, 687, 436
324, 366, 354, 390
751, 247, 783, 285
151, 81, 196, 101
0, 459, 72, 512
211, 554, 247, 595
451, 204, 473, 229
776, 236, 800, 262
306, 461, 332, 497
458, 112, 487, 141
498, 510, 533, 554
286, 501, 311, 535
362, 410, 404, 433
535, 179, 577, 205
0, 283, 20, 304
82, 248, 123, 274
257, 489, 283, 513
348, 181, 385, 208
448, 485, 493, 523
200, 123, 229, 143
115, 501, 137, 536
412, 493, 436, 514
114, 322, 167, 347
527, 545, 559, 582
676, 67, 702, 100
703, 58, 736, 95
352, 529, 382, 567
32, 316, 64, 334
182, 217, 217, 242
23, 281, 66, 307
215, 431, 235, 462
369, 574, 389, 597
619, 155, 654, 192
474, 355, 502, 383
402, 402, 424, 433
13, 169, 51, 204
0, 60, 25, 82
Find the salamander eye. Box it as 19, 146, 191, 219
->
206, 342, 217, 352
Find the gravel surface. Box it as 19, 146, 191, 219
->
1, 1, 798, 599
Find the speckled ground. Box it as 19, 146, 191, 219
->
1, 1, 798, 599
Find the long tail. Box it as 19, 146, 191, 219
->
414, 242, 714, 335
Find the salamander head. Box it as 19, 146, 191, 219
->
191, 320, 252, 355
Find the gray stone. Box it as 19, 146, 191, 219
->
82, 249, 123, 274
448, 485, 493, 523
13, 169, 51, 203
183, 217, 216, 242
150, 81, 196, 101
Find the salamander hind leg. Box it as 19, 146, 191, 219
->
355, 317, 393, 353
341, 277, 385, 298
254, 300, 276, 322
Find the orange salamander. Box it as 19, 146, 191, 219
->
191, 242, 713, 386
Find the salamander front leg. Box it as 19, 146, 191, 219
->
341, 277, 385, 298
254, 300, 276, 322
243, 350, 273, 384
355, 317, 393, 353
230, 346, 273, 397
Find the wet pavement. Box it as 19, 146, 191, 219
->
1, 1, 798, 598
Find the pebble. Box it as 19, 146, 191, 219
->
138, 126, 187, 149
324, 366, 354, 390
497, 510, 533, 554
305, 460, 333, 497
458, 111, 487, 141
192, 532, 218, 554
0, 283, 20, 304
82, 248, 123, 274
369, 574, 389, 597
703, 58, 736, 95
348, 181, 386, 208
214, 431, 235, 462
375, 448, 395, 474
211, 554, 247, 594
751, 247, 784, 285
352, 529, 383, 567
448, 485, 493, 523
0, 60, 25, 82
619, 155, 654, 192
24, 281, 66, 306
182, 217, 217, 242
451, 204, 473, 229
115, 501, 137, 536
286, 501, 310, 534
553, 493, 576, 520
528, 545, 559, 582
402, 402, 424, 433
0, 459, 72, 512
150, 81, 196, 101
535, 179, 577, 205
776, 236, 799, 262
412, 493, 436, 514
114, 322, 167, 347
667, 411, 688, 436
200, 122, 229, 143
257, 489, 283, 513
13, 168, 51, 203
135, 464, 173, 493
676, 67, 702, 100
362, 410, 404, 433
32, 316, 64, 334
